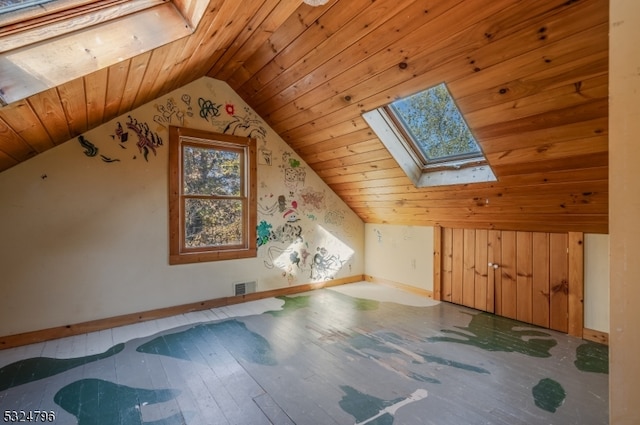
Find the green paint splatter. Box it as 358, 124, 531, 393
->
354, 298, 380, 311
575, 342, 609, 374
0, 343, 124, 391
136, 319, 276, 366
339, 385, 403, 425
532, 378, 566, 413
419, 352, 490, 374
427, 312, 557, 358
54, 378, 183, 425
267, 295, 311, 317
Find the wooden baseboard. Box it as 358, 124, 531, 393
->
0, 274, 364, 350
582, 327, 609, 345
364, 275, 433, 298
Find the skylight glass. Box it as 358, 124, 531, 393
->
388, 83, 481, 163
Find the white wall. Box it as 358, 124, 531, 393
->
584, 233, 609, 333
364, 223, 434, 292
0, 77, 364, 337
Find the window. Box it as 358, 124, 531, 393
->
0, 0, 206, 105
363, 82, 496, 187
169, 127, 257, 264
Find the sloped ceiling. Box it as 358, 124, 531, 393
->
0, 0, 608, 233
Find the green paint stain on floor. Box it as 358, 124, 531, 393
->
339, 385, 403, 425
419, 352, 490, 374
267, 295, 311, 317
427, 312, 557, 358
54, 378, 183, 425
0, 343, 125, 391
353, 298, 380, 311
408, 372, 441, 384
575, 342, 609, 374
136, 319, 276, 366
350, 334, 399, 354
532, 378, 566, 413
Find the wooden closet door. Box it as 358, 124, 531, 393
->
437, 227, 581, 336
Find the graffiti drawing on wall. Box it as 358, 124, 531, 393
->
223, 106, 267, 141
181, 94, 194, 117
283, 200, 299, 222
258, 194, 288, 217
282, 152, 306, 193
259, 147, 273, 166
198, 97, 222, 123
325, 209, 345, 226
126, 115, 163, 162
78, 135, 98, 157
153, 97, 185, 127
300, 188, 325, 210
311, 246, 346, 280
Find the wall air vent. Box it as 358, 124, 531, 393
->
234, 281, 256, 296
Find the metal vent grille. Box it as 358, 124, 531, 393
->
234, 281, 256, 296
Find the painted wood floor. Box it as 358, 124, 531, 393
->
0, 282, 609, 425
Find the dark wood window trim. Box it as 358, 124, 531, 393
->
169, 126, 257, 265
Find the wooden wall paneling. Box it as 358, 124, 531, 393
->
104, 60, 130, 122
516, 231, 533, 324
57, 77, 88, 138
143, 38, 190, 107
531, 232, 551, 328
433, 226, 442, 301
440, 227, 453, 302
227, 1, 329, 91
260, 0, 462, 123
462, 229, 476, 308
26, 88, 71, 145
549, 232, 569, 332
83, 68, 108, 129
0, 102, 54, 154
487, 230, 501, 314
117, 51, 151, 116
567, 232, 584, 337
0, 150, 18, 170
474, 229, 489, 311
207, 0, 279, 79
500, 230, 517, 319
451, 228, 464, 305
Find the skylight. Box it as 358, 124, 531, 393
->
363, 82, 496, 187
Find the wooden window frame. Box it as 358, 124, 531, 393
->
169, 126, 257, 265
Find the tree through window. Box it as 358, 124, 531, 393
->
169, 127, 257, 264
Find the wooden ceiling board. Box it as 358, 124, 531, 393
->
0, 0, 610, 233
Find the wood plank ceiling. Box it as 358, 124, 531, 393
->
0, 0, 609, 233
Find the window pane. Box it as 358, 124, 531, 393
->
184, 198, 243, 248
389, 83, 480, 161
182, 145, 241, 196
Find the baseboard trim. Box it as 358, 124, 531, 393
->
582, 327, 609, 345
364, 275, 433, 298
0, 274, 364, 350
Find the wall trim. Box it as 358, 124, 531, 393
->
364, 275, 433, 298
0, 274, 364, 350
583, 327, 609, 345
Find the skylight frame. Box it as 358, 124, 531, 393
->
362, 82, 497, 187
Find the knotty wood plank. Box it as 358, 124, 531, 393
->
549, 232, 569, 333
567, 232, 584, 337
532, 232, 551, 328
441, 227, 453, 302
104, 60, 130, 122
57, 77, 88, 137
451, 228, 464, 305
117, 51, 151, 116
462, 229, 476, 308
434, 226, 443, 301
0, 102, 54, 154
84, 68, 108, 129
474, 229, 489, 312
27, 87, 71, 144
516, 232, 533, 324
500, 231, 517, 319
487, 230, 501, 314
